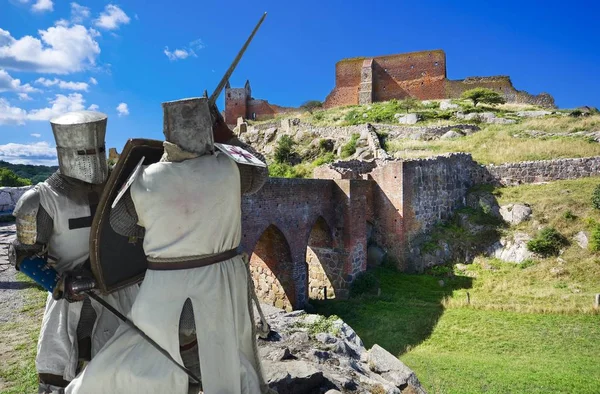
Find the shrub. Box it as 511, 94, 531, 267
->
526, 227, 569, 257
340, 133, 360, 158
300, 100, 323, 114
268, 162, 296, 178
0, 168, 31, 187
318, 139, 334, 152
313, 152, 335, 167
313, 112, 324, 121
591, 185, 600, 209
588, 225, 600, 252
274, 135, 295, 164
349, 271, 380, 298
563, 210, 577, 220
461, 88, 506, 107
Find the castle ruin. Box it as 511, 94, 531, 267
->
225, 49, 555, 125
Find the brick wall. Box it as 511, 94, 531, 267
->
372, 50, 446, 102
225, 87, 248, 125
323, 58, 364, 108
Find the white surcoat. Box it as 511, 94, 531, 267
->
66, 152, 264, 394
35, 181, 139, 381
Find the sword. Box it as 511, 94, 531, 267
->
85, 290, 202, 384
208, 12, 267, 106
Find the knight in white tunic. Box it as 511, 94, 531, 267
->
8, 111, 139, 394
65, 98, 271, 394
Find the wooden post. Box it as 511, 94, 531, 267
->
594, 294, 600, 310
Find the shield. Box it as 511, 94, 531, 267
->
89, 138, 164, 295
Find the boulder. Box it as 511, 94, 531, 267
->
264, 360, 330, 394
500, 204, 532, 225
439, 100, 459, 110
367, 245, 387, 268
488, 232, 533, 263
574, 231, 589, 249
440, 130, 463, 139
397, 113, 419, 125
516, 110, 552, 118
466, 192, 501, 219
367, 345, 422, 390
263, 127, 277, 143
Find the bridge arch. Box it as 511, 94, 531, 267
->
248, 224, 296, 311
306, 216, 342, 300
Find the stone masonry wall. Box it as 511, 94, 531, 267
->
0, 186, 34, 213
479, 156, 600, 186
445, 76, 556, 109
403, 154, 477, 238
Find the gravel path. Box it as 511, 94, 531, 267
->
0, 222, 28, 323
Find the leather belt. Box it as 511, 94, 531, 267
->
147, 248, 239, 271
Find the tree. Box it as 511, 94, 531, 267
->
399, 97, 419, 113
0, 168, 31, 187
300, 100, 323, 114
274, 135, 295, 164
461, 88, 506, 107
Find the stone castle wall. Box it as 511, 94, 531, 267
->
0, 186, 34, 213
480, 156, 600, 186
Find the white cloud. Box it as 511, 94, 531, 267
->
0, 98, 27, 125
0, 141, 57, 165
88, 103, 99, 110
0, 25, 100, 74
164, 39, 204, 61
31, 0, 53, 13
35, 77, 89, 91
0, 69, 39, 93
18, 93, 32, 101
164, 47, 191, 61
31, 133, 42, 138
28, 93, 85, 121
116, 102, 128, 116
55, 19, 70, 27
94, 5, 130, 30
70, 2, 90, 23
89, 76, 97, 85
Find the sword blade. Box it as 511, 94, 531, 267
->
86, 291, 202, 384
208, 12, 267, 106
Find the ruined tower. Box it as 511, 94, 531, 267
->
224, 80, 251, 126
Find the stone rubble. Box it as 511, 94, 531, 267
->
257, 307, 427, 394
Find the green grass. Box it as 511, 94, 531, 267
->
315, 267, 600, 394
385, 124, 600, 164
0, 274, 47, 394
403, 309, 600, 394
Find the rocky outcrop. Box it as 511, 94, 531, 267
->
499, 204, 532, 225
488, 232, 533, 263
456, 112, 516, 124
0, 186, 34, 213
258, 308, 426, 394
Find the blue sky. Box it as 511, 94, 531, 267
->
0, 0, 598, 165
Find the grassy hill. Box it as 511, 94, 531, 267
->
315, 177, 600, 393
251, 99, 600, 176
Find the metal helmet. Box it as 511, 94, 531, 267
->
162, 97, 214, 156
50, 110, 108, 184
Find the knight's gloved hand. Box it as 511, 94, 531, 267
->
52, 269, 96, 303
209, 102, 234, 144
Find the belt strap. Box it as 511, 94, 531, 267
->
147, 248, 239, 271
